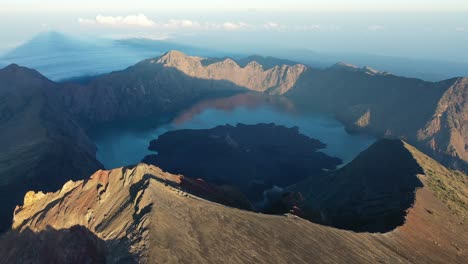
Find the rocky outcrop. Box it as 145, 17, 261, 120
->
157, 50, 306, 95
0, 64, 102, 232
417, 78, 468, 170
6, 146, 467, 263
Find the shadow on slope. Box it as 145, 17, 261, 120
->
273, 139, 425, 233
0, 225, 137, 264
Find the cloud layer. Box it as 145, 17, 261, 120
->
78, 15, 270, 31
79, 14, 155, 27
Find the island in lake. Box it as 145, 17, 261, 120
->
143, 123, 342, 204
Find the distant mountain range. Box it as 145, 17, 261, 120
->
1, 31, 467, 82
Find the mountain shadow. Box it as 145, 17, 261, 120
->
0, 225, 129, 264
269, 139, 425, 232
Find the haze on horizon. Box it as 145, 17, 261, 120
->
0, 0, 467, 65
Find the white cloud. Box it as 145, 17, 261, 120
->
368, 25, 384, 31
221, 22, 251, 30
163, 19, 200, 29
78, 14, 155, 27
455, 27, 465, 32
263, 22, 281, 30
78, 16, 286, 32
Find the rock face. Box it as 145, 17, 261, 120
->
142, 123, 342, 203
0, 64, 102, 232
6, 143, 467, 263
417, 78, 468, 169
157, 50, 306, 94
288, 66, 468, 172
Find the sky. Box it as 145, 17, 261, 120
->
3, 0, 468, 12
0, 0, 467, 63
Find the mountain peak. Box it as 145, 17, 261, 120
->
157, 50, 189, 62
332, 61, 359, 69
0, 63, 45, 79
162, 50, 187, 58
3, 63, 21, 71
330, 62, 385, 76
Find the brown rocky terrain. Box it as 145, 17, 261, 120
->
4, 139, 467, 263
157, 50, 306, 94
0, 64, 102, 232
417, 78, 468, 169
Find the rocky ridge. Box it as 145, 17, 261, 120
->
5, 139, 468, 263
155, 50, 307, 95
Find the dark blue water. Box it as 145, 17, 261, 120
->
89, 93, 375, 169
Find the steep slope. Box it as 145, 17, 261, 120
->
60, 52, 246, 125
0, 226, 107, 263
7, 151, 467, 263
288, 65, 468, 172
281, 139, 467, 233
417, 78, 468, 169
0, 64, 102, 232
157, 50, 306, 94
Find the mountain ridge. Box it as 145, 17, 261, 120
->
4, 140, 467, 263
153, 50, 307, 94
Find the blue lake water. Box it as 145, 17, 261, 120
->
89, 93, 375, 169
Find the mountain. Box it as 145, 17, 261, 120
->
282, 139, 467, 233
270, 48, 468, 81
157, 50, 306, 95
59, 50, 305, 125
0, 64, 102, 232
4, 140, 467, 263
133, 51, 467, 172
0, 53, 304, 231
59, 51, 245, 125
288, 65, 468, 172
